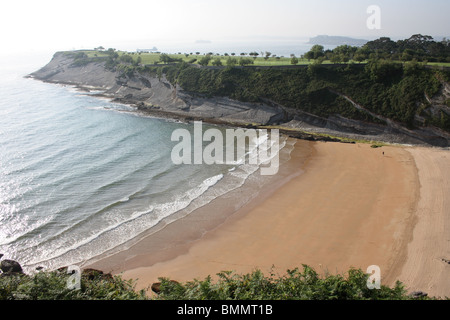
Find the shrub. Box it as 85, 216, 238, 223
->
155, 265, 417, 300
198, 55, 212, 66
0, 270, 147, 300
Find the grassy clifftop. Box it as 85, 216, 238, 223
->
56, 49, 450, 133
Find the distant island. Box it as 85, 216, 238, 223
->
137, 47, 158, 53
195, 40, 212, 44
308, 35, 368, 46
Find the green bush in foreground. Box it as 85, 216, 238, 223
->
0, 269, 147, 300
155, 265, 425, 300
0, 265, 436, 300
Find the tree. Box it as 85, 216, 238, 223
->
238, 57, 254, 66
198, 55, 212, 66
133, 55, 142, 66
120, 54, 134, 63
365, 37, 398, 54
159, 53, 171, 64
212, 58, 223, 66
330, 54, 342, 64
401, 50, 414, 62
159, 54, 182, 64
353, 47, 370, 63
249, 52, 259, 59
290, 56, 299, 65
353, 53, 366, 63
226, 57, 238, 67
365, 59, 403, 82
305, 45, 324, 60
333, 45, 357, 61
264, 51, 272, 60
106, 48, 119, 60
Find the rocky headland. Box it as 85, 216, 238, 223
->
29, 51, 450, 147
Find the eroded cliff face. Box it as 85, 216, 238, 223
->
29, 52, 118, 88
29, 52, 450, 147
30, 52, 285, 126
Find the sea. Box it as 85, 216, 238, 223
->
0, 42, 315, 273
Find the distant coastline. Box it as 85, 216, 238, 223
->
307, 35, 368, 46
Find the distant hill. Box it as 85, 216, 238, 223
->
308, 35, 368, 46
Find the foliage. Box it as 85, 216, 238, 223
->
69, 52, 91, 67
150, 61, 449, 131
212, 57, 223, 66
104, 48, 120, 70
155, 265, 418, 300
119, 53, 134, 64
198, 55, 212, 66
226, 57, 238, 67
238, 57, 254, 66
305, 45, 325, 60
304, 34, 450, 64
1, 265, 434, 300
0, 270, 147, 300
365, 59, 403, 83
159, 53, 183, 64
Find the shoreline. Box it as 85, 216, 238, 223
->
84, 137, 311, 274
86, 139, 450, 297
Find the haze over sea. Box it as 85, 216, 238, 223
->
0, 43, 302, 273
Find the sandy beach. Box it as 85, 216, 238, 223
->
395, 147, 450, 298
88, 140, 450, 298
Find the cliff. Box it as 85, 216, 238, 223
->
29, 52, 285, 126
29, 51, 450, 147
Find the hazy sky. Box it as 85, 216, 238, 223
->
1, 0, 449, 53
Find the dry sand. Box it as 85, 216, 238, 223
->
89, 140, 450, 298
395, 147, 450, 298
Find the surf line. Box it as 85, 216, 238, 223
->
170, 121, 280, 176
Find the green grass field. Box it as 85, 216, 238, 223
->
76, 49, 450, 68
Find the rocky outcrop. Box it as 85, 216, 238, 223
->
29, 52, 118, 89
30, 52, 285, 126
0, 259, 23, 274
410, 291, 428, 298
0, 255, 24, 276
151, 280, 180, 294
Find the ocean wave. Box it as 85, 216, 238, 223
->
21, 173, 225, 269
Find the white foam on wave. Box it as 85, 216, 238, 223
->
23, 173, 225, 270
